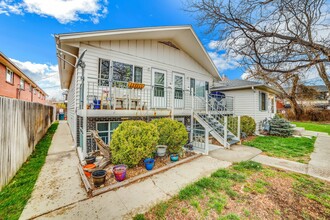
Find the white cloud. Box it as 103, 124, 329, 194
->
208, 51, 242, 73
0, 0, 108, 24
10, 58, 63, 100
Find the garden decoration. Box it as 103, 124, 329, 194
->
113, 164, 127, 182
90, 130, 111, 169
156, 145, 167, 157
128, 82, 145, 89
92, 170, 107, 187
144, 158, 155, 170
83, 164, 96, 178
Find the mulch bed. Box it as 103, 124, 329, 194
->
79, 150, 197, 195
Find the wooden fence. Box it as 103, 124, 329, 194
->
0, 97, 55, 190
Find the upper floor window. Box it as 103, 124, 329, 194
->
20, 78, 25, 90
259, 92, 267, 111
98, 59, 110, 86
38, 91, 40, 98
6, 68, 13, 84
134, 66, 143, 83
113, 61, 133, 85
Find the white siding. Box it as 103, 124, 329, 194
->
67, 71, 77, 144
222, 88, 276, 132
73, 39, 216, 109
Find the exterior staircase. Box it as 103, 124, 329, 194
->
193, 94, 240, 148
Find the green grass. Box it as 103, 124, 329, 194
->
292, 121, 330, 135
0, 122, 59, 220
244, 136, 316, 163
139, 161, 330, 219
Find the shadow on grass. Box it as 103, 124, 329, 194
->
0, 122, 59, 220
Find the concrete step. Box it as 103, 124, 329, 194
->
293, 127, 305, 136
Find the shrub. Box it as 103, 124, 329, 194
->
110, 121, 159, 167
151, 118, 188, 154
269, 115, 293, 137
240, 116, 256, 136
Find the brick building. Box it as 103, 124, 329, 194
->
0, 52, 47, 103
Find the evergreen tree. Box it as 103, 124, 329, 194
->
269, 115, 293, 137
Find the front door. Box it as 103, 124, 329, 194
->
152, 69, 167, 108
174, 73, 184, 108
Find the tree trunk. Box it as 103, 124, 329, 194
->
316, 63, 330, 94
289, 97, 303, 120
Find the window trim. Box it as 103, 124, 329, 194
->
259, 91, 267, 111
5, 68, 14, 84
20, 78, 25, 90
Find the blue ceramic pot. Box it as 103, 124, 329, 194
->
170, 154, 179, 162
144, 158, 155, 171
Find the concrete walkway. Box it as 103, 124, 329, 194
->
209, 145, 262, 162
20, 121, 88, 220
20, 121, 232, 219
252, 130, 330, 182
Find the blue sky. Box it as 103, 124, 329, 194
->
0, 0, 243, 99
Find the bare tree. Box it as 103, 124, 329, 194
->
186, 0, 330, 92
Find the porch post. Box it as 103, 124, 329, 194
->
190, 88, 194, 142
205, 127, 209, 155
237, 116, 241, 144
224, 116, 228, 149
81, 61, 88, 157
171, 77, 175, 119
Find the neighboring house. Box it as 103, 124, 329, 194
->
297, 85, 329, 108
55, 26, 241, 157
0, 52, 47, 104
211, 79, 280, 131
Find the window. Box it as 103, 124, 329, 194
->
20, 78, 25, 90
154, 71, 165, 97
174, 75, 183, 100
113, 61, 133, 85
190, 78, 195, 95
98, 59, 110, 86
190, 78, 208, 97
259, 92, 267, 111
270, 97, 275, 113
38, 91, 40, 98
33, 88, 36, 95
96, 121, 122, 145
6, 68, 13, 84
134, 66, 143, 83
195, 80, 205, 97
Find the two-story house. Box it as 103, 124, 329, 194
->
0, 52, 47, 104
55, 26, 241, 158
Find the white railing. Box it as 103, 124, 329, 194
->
80, 78, 193, 111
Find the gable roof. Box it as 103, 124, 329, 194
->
212, 79, 281, 95
0, 51, 47, 96
55, 25, 221, 89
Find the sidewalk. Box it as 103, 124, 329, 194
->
20, 121, 87, 220
20, 121, 232, 219
252, 130, 330, 182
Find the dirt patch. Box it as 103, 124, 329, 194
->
143, 167, 330, 219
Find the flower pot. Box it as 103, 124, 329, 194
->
83, 164, 96, 178
85, 156, 96, 164
170, 154, 179, 162
144, 158, 155, 171
113, 164, 127, 182
156, 145, 167, 157
92, 170, 107, 187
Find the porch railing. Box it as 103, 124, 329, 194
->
79, 78, 193, 111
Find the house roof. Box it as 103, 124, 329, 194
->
211, 79, 281, 95
0, 51, 47, 96
55, 25, 221, 89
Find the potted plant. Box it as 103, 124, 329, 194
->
156, 145, 167, 157
144, 158, 155, 170
91, 169, 107, 187
170, 153, 179, 162
85, 156, 96, 164
113, 164, 127, 182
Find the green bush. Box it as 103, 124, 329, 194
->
151, 118, 188, 154
240, 115, 256, 136
269, 115, 293, 137
110, 121, 159, 167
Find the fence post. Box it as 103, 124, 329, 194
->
224, 116, 228, 149
237, 116, 241, 144
205, 127, 209, 155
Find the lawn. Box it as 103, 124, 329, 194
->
135, 161, 330, 220
292, 121, 330, 135
0, 122, 59, 220
243, 136, 316, 163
